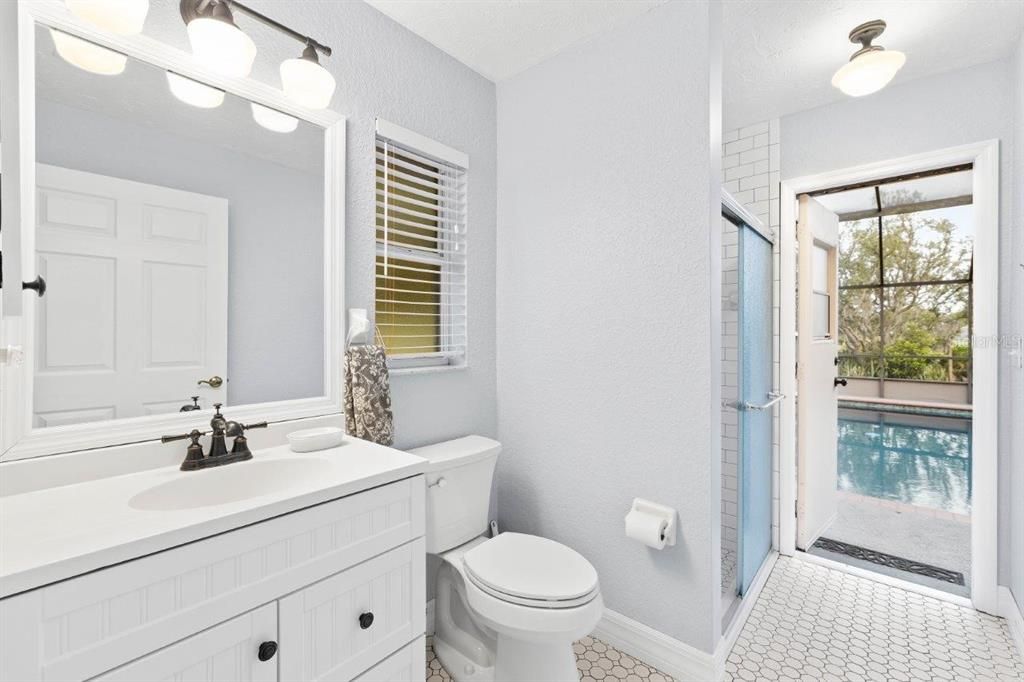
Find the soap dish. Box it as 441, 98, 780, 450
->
287, 427, 345, 452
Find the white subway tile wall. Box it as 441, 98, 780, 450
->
721, 118, 781, 610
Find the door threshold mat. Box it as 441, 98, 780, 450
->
813, 537, 965, 586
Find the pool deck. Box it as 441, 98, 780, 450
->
809, 491, 971, 597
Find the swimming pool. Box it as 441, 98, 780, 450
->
837, 408, 972, 515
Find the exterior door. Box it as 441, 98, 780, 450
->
32, 164, 228, 426
796, 194, 840, 550
91, 604, 278, 682
737, 222, 774, 595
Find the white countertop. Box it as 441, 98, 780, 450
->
0, 438, 426, 597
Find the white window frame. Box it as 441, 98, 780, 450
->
374, 119, 468, 372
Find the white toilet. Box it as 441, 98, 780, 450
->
411, 436, 603, 682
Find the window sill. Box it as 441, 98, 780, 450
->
389, 363, 468, 377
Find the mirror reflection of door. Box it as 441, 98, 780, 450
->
33, 165, 228, 427
796, 194, 840, 550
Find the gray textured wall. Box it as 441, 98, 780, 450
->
779, 57, 1019, 592
35, 98, 325, 406
496, 1, 720, 652
1012, 34, 1024, 612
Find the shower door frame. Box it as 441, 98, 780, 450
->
778, 140, 1000, 615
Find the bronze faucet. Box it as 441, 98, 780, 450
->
162, 403, 267, 471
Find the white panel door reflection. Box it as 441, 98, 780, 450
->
33, 164, 228, 427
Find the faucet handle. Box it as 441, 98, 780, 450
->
161, 428, 208, 443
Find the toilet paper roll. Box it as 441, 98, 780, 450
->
625, 508, 668, 549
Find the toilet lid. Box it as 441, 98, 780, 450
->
462, 533, 599, 603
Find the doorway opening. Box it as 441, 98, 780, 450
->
779, 142, 999, 612
805, 164, 974, 596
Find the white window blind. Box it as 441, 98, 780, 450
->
375, 122, 468, 368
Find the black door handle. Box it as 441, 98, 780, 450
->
359, 612, 374, 629
22, 275, 46, 297
834, 378, 848, 388
257, 641, 277, 661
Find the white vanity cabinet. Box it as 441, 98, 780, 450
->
0, 476, 426, 682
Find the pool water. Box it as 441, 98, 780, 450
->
836, 410, 972, 515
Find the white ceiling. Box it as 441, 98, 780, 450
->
363, 0, 668, 82
362, 0, 1023, 131
723, 0, 1024, 130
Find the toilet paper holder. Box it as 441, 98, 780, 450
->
627, 498, 677, 547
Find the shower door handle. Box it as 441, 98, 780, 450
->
724, 391, 784, 412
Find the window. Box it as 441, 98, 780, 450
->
837, 179, 973, 385
375, 120, 468, 369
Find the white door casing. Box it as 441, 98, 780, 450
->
32, 164, 228, 426
796, 194, 840, 550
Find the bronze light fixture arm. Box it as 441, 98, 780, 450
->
182, 0, 333, 58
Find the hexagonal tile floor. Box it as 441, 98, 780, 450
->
426, 635, 673, 682
427, 555, 1024, 682
724, 556, 1024, 681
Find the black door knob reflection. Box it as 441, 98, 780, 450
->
359, 612, 374, 629
834, 378, 848, 387
257, 641, 278, 662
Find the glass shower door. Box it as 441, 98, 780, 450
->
737, 223, 774, 596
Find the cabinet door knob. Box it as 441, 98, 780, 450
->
359, 612, 374, 629
257, 641, 278, 662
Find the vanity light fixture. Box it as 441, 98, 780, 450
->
831, 20, 906, 97
167, 71, 225, 108
280, 44, 336, 110
180, 0, 334, 108
50, 29, 127, 75
182, 0, 257, 77
251, 102, 298, 133
65, 0, 149, 35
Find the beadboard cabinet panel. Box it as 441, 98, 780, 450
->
0, 477, 424, 682
89, 603, 277, 682
353, 636, 426, 682
279, 538, 426, 682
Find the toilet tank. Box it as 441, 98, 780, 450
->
410, 436, 501, 554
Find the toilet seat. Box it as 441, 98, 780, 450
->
462, 533, 600, 609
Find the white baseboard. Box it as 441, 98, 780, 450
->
592, 609, 716, 682
999, 586, 1024, 660
426, 598, 435, 637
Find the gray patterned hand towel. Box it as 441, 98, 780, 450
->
344, 345, 394, 446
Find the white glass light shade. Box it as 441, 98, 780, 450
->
65, 0, 149, 35
251, 103, 298, 133
167, 72, 225, 109
831, 49, 906, 97
50, 29, 126, 75
186, 17, 257, 78
280, 56, 335, 109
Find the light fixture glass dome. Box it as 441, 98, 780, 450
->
50, 29, 127, 75
186, 16, 257, 78
65, 0, 149, 35
832, 49, 906, 97
251, 103, 298, 133
280, 47, 335, 109
166, 71, 225, 108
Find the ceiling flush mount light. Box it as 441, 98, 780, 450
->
251, 103, 298, 133
280, 44, 336, 110
167, 71, 225, 108
832, 20, 906, 97
65, 0, 149, 35
182, 0, 257, 77
50, 29, 127, 75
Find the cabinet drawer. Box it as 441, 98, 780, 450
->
352, 636, 425, 682
89, 603, 277, 682
279, 538, 426, 682
0, 477, 423, 682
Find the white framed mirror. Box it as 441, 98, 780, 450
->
0, 1, 346, 461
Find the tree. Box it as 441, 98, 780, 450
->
838, 190, 972, 382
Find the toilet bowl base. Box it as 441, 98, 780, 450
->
493, 634, 579, 682
434, 636, 495, 682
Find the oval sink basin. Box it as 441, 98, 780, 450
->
129, 458, 334, 511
